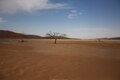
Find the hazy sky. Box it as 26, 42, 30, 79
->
0, 0, 120, 39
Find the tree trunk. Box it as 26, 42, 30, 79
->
54, 38, 57, 44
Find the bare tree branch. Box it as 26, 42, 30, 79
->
46, 31, 67, 44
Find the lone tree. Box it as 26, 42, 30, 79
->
46, 31, 67, 44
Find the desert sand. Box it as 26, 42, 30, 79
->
0, 39, 120, 80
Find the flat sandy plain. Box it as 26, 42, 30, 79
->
0, 39, 120, 80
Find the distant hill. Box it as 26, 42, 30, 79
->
0, 30, 42, 39
97, 37, 120, 40
0, 30, 69, 39
108, 37, 120, 40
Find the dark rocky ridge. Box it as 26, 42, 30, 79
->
0, 30, 42, 39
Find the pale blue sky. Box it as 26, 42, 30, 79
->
0, 0, 120, 39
